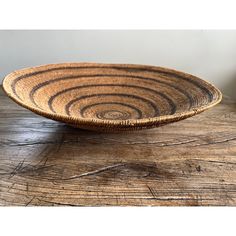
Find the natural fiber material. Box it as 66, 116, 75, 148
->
3, 62, 222, 132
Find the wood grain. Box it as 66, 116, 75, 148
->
0, 86, 236, 206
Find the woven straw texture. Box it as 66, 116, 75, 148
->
3, 62, 222, 132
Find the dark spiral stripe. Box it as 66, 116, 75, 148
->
11, 66, 209, 108
114, 67, 214, 101
28, 74, 192, 111
97, 110, 131, 120
80, 102, 143, 119
45, 84, 176, 115
10, 65, 213, 103
64, 93, 160, 117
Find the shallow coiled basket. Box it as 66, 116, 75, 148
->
3, 63, 222, 132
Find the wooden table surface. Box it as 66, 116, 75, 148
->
0, 86, 236, 206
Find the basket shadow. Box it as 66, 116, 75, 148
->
12, 123, 180, 185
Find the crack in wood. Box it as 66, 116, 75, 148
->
25, 196, 35, 206
190, 159, 236, 166
192, 137, 236, 146
144, 197, 216, 201
9, 159, 25, 178
36, 198, 82, 206
60, 163, 126, 180
147, 185, 157, 198
0, 164, 55, 176
2, 136, 236, 148
0, 138, 198, 147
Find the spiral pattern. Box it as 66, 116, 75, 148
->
3, 63, 222, 131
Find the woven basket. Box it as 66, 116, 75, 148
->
3, 62, 222, 132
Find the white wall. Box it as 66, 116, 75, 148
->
1, 30, 236, 99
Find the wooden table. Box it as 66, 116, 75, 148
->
0, 86, 236, 206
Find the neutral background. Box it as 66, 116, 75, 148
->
0, 30, 236, 99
